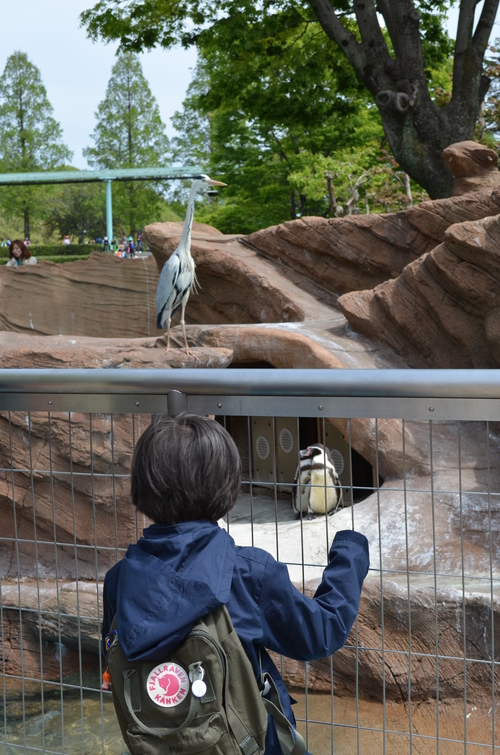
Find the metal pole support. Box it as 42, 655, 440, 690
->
167, 390, 187, 417
105, 179, 113, 243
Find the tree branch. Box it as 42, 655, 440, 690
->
353, 0, 387, 52
307, 0, 366, 78
473, 0, 500, 53
455, 0, 477, 53
379, 0, 426, 82
375, 0, 400, 56
452, 0, 499, 107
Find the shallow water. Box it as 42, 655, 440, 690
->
2, 681, 498, 755
1, 674, 125, 755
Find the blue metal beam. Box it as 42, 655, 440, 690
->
0, 165, 205, 241
0, 166, 204, 186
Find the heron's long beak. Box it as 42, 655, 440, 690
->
207, 179, 227, 186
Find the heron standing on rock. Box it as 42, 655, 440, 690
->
155, 174, 226, 353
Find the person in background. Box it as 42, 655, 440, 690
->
24, 237, 31, 247
118, 235, 128, 257
63, 235, 71, 245
136, 230, 143, 252
6, 239, 37, 266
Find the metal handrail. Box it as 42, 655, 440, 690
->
0, 368, 499, 398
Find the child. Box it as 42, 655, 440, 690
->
102, 413, 370, 754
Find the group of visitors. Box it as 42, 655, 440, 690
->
96, 231, 144, 255
1, 237, 31, 248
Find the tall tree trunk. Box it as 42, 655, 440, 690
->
23, 205, 30, 241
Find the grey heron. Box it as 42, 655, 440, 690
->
155, 174, 226, 353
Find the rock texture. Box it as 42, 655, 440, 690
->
0, 253, 159, 338
244, 189, 500, 299
443, 139, 500, 195
338, 204, 500, 368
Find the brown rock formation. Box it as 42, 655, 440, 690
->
442, 140, 500, 195
0, 253, 159, 338
244, 189, 500, 297
338, 207, 500, 368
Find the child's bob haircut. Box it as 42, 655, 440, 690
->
131, 413, 241, 525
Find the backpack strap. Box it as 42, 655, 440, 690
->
260, 672, 306, 755
122, 664, 200, 737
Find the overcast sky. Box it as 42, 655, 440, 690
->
1, 2, 499, 171
1, 0, 197, 169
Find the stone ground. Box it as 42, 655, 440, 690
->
293, 691, 499, 755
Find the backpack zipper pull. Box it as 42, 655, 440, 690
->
101, 669, 111, 691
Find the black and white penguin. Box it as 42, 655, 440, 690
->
292, 444, 344, 520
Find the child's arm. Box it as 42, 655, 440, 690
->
258, 530, 369, 661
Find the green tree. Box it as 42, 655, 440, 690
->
44, 183, 107, 243
83, 52, 170, 234
80, 0, 499, 199
169, 39, 399, 232
0, 51, 72, 239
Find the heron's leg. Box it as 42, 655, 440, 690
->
180, 310, 190, 354
165, 305, 173, 350
180, 305, 195, 356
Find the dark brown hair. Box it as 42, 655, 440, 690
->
131, 413, 241, 525
9, 239, 31, 260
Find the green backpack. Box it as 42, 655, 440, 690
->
105, 604, 306, 755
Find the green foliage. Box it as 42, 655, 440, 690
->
43, 183, 107, 242
0, 255, 91, 265
0, 51, 72, 237
31, 244, 103, 255
84, 52, 170, 234
0, 243, 102, 258
427, 59, 453, 107
0, 52, 72, 170
170, 38, 394, 232
41, 255, 92, 263
81, 0, 453, 65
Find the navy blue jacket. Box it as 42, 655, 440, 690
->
102, 521, 369, 754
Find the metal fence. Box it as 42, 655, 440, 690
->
1, 368, 499, 755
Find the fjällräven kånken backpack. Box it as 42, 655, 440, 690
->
105, 604, 305, 755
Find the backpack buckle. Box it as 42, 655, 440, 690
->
105, 629, 118, 652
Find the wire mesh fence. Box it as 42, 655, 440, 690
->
0, 369, 499, 754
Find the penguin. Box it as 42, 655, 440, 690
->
292, 444, 344, 520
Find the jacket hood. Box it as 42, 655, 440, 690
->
115, 520, 236, 661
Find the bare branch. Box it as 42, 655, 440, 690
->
375, 0, 400, 55
473, 0, 500, 53
455, 0, 477, 53
353, 0, 387, 50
